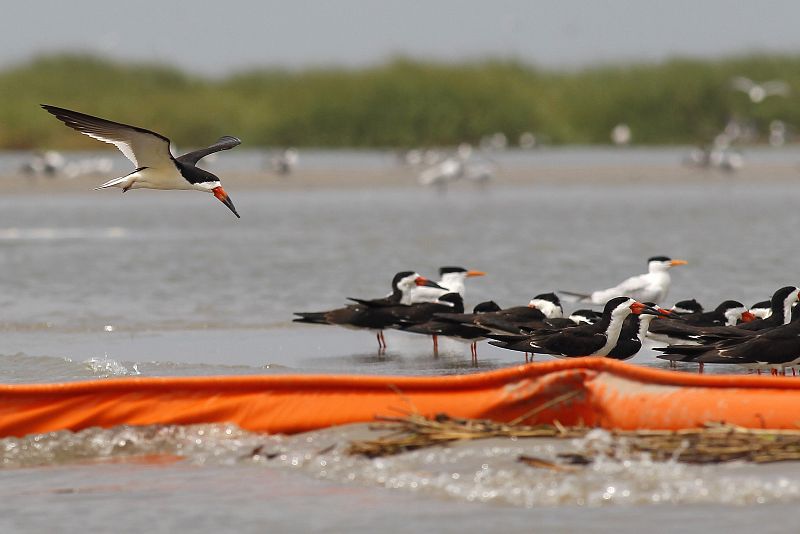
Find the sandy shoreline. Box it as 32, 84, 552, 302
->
1, 161, 798, 194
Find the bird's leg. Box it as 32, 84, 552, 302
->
793, 368, 797, 377
122, 184, 132, 193
772, 368, 779, 377
471, 342, 478, 366
757, 369, 762, 376
698, 363, 704, 374
432, 335, 439, 356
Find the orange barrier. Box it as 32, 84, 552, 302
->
1, 358, 800, 438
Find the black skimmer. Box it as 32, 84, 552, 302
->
410, 266, 486, 303
671, 299, 704, 315
41, 105, 242, 218
749, 300, 772, 320
399, 300, 497, 363
487, 297, 666, 359
606, 304, 672, 361
433, 292, 563, 334
655, 286, 800, 369
647, 300, 754, 344
702, 286, 800, 337
657, 318, 800, 375
293, 271, 444, 351
541, 309, 602, 329
560, 256, 687, 305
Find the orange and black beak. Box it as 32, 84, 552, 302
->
212, 186, 240, 218
415, 276, 446, 290
670, 259, 688, 267
740, 311, 756, 323
466, 270, 487, 278
630, 301, 671, 317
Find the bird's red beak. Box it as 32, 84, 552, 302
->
212, 186, 240, 218
415, 276, 445, 289
467, 270, 486, 278
740, 311, 756, 323
670, 259, 688, 266
630, 301, 647, 314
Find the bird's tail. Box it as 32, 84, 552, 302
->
484, 333, 528, 344
558, 290, 591, 303
94, 176, 130, 190
292, 312, 330, 325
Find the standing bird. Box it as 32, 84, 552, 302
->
293, 272, 444, 351
560, 256, 687, 305
657, 319, 800, 375
41, 105, 241, 218
647, 300, 754, 344
410, 266, 486, 303
401, 301, 500, 364
671, 299, 704, 315
487, 297, 666, 359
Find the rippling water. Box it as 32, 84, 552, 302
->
2, 152, 800, 531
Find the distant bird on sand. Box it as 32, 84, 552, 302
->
560, 256, 687, 305
730, 77, 790, 103
41, 105, 242, 218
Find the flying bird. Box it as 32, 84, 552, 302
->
730, 77, 790, 103
41, 105, 242, 218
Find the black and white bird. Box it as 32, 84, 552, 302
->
656, 286, 800, 349
400, 300, 498, 363
656, 319, 800, 375
434, 292, 563, 334
560, 256, 687, 305
410, 266, 486, 303
606, 304, 672, 360
42, 105, 242, 218
487, 297, 666, 358
293, 271, 444, 351
749, 300, 772, 320
647, 300, 754, 344
671, 299, 704, 315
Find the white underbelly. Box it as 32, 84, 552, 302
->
130, 167, 198, 191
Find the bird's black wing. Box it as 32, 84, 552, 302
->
177, 136, 242, 166
42, 104, 173, 168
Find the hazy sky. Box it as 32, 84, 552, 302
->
3, 1, 800, 74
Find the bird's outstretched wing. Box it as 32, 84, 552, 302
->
762, 80, 790, 96
41, 105, 173, 168
177, 136, 242, 166
730, 76, 755, 92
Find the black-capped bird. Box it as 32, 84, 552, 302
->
488, 297, 666, 359
41, 105, 242, 218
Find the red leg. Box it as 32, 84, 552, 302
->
432, 335, 439, 356
698, 362, 704, 374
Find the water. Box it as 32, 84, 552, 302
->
1, 150, 800, 531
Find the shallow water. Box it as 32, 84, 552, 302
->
2, 154, 800, 530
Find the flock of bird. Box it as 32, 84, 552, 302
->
293, 259, 800, 375
36, 104, 800, 376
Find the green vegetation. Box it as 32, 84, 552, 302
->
1, 53, 798, 149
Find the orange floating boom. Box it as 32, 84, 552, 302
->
1, 358, 800, 438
